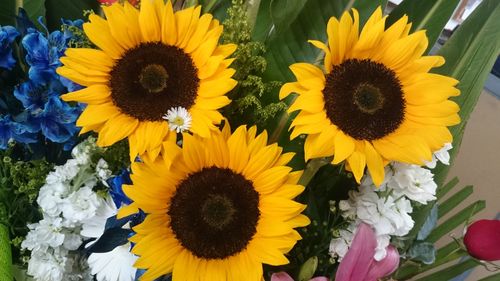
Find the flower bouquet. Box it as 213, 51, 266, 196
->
1, 0, 499, 280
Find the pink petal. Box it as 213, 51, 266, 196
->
464, 219, 500, 261
310, 277, 329, 281
335, 223, 377, 281
271, 272, 295, 281
365, 245, 400, 280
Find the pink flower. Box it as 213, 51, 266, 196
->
464, 219, 500, 261
271, 272, 328, 281
335, 223, 400, 281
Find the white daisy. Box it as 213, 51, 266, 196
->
87, 243, 138, 281
162, 106, 192, 133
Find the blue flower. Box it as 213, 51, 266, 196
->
107, 169, 133, 208
0, 115, 37, 149
13, 80, 62, 112
0, 25, 19, 70
31, 96, 80, 143
22, 29, 66, 85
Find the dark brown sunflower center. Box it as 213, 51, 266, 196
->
323, 59, 405, 140
168, 167, 260, 259
109, 42, 199, 121
139, 64, 169, 93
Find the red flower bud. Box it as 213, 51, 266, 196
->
464, 219, 500, 261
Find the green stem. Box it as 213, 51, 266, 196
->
0, 224, 12, 281
269, 96, 297, 144
184, 0, 199, 8
298, 157, 332, 187
202, 0, 218, 13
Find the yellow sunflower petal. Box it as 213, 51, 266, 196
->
139, 0, 161, 42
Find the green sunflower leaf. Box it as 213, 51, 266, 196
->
44, 0, 100, 31
386, 0, 461, 54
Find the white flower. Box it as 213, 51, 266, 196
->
37, 182, 71, 217
374, 234, 391, 261
329, 223, 356, 261
343, 186, 414, 238
71, 139, 95, 165
388, 163, 437, 204
62, 186, 102, 226
27, 248, 68, 281
95, 159, 112, 185
87, 243, 138, 281
47, 159, 80, 184
163, 106, 192, 133
63, 232, 83, 251
81, 196, 117, 238
426, 143, 453, 168
22, 217, 65, 251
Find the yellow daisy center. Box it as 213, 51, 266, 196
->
171, 116, 185, 126
168, 166, 260, 259
323, 58, 405, 140
109, 42, 199, 121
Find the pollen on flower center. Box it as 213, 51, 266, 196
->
171, 116, 184, 126
353, 83, 385, 114
201, 194, 236, 229
139, 64, 169, 93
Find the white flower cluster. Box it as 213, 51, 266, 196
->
21, 139, 137, 281
330, 143, 451, 261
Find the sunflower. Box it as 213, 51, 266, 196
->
117, 125, 310, 281
280, 7, 460, 186
57, 0, 237, 160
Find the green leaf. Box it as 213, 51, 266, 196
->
436, 176, 459, 199
438, 185, 473, 219
433, 0, 500, 186
269, 0, 308, 35
24, 0, 46, 24
427, 200, 485, 243
44, 0, 100, 31
0, 0, 16, 26
414, 259, 481, 281
386, 0, 460, 53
